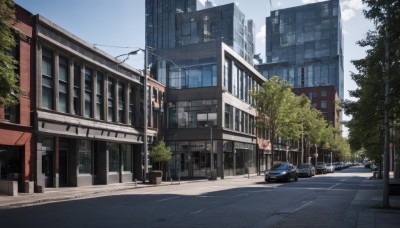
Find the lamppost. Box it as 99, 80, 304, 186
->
115, 46, 151, 181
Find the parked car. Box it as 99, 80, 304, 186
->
265, 163, 298, 182
334, 162, 342, 170
325, 163, 335, 173
296, 163, 316, 177
315, 162, 327, 174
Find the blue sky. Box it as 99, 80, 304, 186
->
14, 0, 374, 137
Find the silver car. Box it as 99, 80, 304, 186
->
296, 163, 316, 177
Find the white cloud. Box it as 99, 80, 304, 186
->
341, 8, 356, 21
341, 0, 364, 10
256, 25, 266, 41
343, 29, 349, 35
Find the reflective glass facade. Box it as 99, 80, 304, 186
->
146, 1, 255, 67
257, 0, 344, 100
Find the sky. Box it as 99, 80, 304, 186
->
14, 0, 375, 137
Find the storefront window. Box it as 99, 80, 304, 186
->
79, 140, 92, 174
108, 142, 119, 172
121, 144, 132, 172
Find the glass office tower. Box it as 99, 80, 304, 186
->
145, 0, 255, 69
256, 0, 344, 100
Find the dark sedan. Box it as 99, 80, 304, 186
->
265, 162, 298, 182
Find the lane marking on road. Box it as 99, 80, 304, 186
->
278, 200, 313, 214
329, 183, 341, 189
233, 193, 249, 198
192, 210, 203, 214
156, 196, 181, 202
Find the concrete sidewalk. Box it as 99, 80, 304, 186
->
0, 178, 200, 208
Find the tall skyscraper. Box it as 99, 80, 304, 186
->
145, 0, 255, 68
256, 0, 344, 101
145, 0, 272, 178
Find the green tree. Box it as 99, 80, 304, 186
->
250, 76, 301, 166
149, 141, 172, 172
0, 0, 20, 107
343, 0, 400, 162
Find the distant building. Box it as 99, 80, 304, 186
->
146, 0, 255, 84
256, 0, 344, 128
145, 0, 275, 178
292, 85, 341, 128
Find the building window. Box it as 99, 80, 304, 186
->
169, 64, 217, 89
224, 104, 233, 129
84, 68, 93, 118
118, 81, 125, 123
321, 90, 327, 97
321, 100, 327, 109
58, 56, 68, 113
108, 78, 115, 122
4, 105, 19, 123
42, 48, 54, 109
129, 85, 135, 126
108, 142, 119, 172
235, 108, 240, 131
96, 72, 104, 120
78, 140, 91, 174
73, 63, 81, 115
168, 99, 217, 129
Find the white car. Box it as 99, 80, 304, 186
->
326, 163, 335, 173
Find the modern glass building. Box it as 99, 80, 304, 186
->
145, 1, 273, 178
256, 0, 344, 100
146, 0, 255, 85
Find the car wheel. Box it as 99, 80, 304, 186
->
286, 174, 291, 182
295, 174, 298, 181
265, 178, 270, 182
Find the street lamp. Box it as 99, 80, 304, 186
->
115, 46, 151, 181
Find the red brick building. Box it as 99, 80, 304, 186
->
292, 85, 342, 130
0, 5, 35, 193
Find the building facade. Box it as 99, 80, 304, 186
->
0, 5, 35, 193
157, 42, 268, 179
146, 0, 255, 85
256, 0, 343, 129
33, 15, 149, 190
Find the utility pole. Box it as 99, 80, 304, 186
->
382, 2, 391, 208
143, 46, 149, 181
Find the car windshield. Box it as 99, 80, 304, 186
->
297, 164, 309, 168
272, 164, 289, 170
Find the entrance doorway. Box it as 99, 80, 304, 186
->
59, 138, 68, 187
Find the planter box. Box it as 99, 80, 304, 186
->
149, 171, 162, 185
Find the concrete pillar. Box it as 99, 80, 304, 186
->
125, 82, 130, 125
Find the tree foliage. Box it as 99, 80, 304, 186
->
250, 76, 301, 165
0, 0, 20, 107
250, 76, 349, 165
342, 0, 400, 162
149, 141, 172, 171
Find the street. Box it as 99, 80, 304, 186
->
0, 166, 388, 228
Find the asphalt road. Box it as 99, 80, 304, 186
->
0, 166, 379, 228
